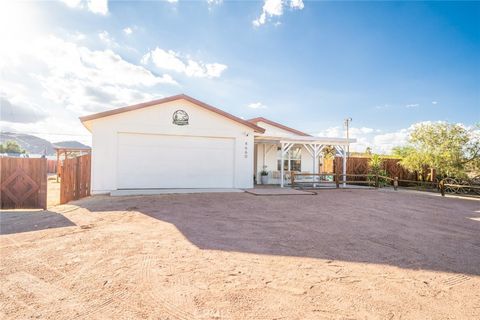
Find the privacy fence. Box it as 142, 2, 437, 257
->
47, 159, 57, 174
326, 156, 435, 182
0, 157, 47, 209
0, 155, 92, 209
60, 154, 91, 204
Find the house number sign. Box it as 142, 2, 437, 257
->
172, 110, 189, 126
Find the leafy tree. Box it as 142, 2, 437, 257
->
364, 147, 372, 156
0, 140, 25, 154
321, 145, 336, 159
392, 122, 480, 178
367, 154, 388, 186
368, 154, 384, 175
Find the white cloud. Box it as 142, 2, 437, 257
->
253, 0, 304, 27
142, 48, 185, 73
98, 31, 118, 47
61, 0, 108, 15
432, 101, 438, 105
142, 47, 228, 78
0, 94, 47, 123
1, 35, 177, 118
317, 126, 342, 138
350, 127, 375, 135
62, 0, 83, 8
72, 31, 86, 41
204, 63, 228, 78
123, 27, 133, 35
372, 129, 409, 153
316, 125, 412, 154
87, 0, 108, 15
207, 0, 223, 6
166, 0, 178, 3
289, 0, 304, 10
405, 103, 419, 108
247, 102, 268, 109
0, 34, 180, 145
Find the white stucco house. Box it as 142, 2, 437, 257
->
80, 94, 354, 194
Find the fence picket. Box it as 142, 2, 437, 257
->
60, 154, 91, 204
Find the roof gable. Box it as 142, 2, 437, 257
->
80, 94, 265, 133
248, 117, 311, 137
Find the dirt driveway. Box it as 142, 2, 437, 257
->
1, 190, 479, 319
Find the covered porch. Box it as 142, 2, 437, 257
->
254, 136, 355, 188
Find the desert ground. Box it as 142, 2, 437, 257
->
1, 190, 479, 319
47, 176, 60, 207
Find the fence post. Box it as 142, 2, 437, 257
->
335, 172, 339, 188
75, 156, 81, 200
394, 177, 398, 191
439, 179, 445, 197
375, 174, 379, 188
39, 158, 47, 210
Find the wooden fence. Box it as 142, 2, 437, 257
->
0, 157, 47, 209
332, 157, 429, 182
60, 154, 91, 204
47, 159, 57, 173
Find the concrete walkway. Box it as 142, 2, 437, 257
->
110, 188, 244, 196
244, 188, 316, 196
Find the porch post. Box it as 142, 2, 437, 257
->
262, 143, 266, 168
280, 142, 285, 188
56, 149, 60, 182
312, 144, 317, 187
342, 146, 347, 187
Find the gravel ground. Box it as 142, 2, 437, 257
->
1, 189, 479, 319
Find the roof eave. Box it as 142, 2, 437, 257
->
78, 94, 265, 133
247, 117, 311, 137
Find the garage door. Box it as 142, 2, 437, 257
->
117, 133, 235, 189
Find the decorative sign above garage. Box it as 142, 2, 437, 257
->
172, 110, 189, 126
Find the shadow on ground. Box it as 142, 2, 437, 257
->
73, 190, 480, 275
0, 210, 76, 235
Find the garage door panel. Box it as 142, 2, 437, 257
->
117, 133, 234, 189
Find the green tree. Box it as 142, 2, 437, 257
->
368, 154, 383, 175
392, 122, 480, 178
367, 154, 388, 186
0, 140, 25, 154
321, 145, 336, 159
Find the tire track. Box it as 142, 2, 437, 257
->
442, 274, 471, 288
141, 254, 193, 320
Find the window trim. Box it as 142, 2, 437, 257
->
277, 146, 302, 171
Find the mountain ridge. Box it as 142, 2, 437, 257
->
0, 132, 90, 155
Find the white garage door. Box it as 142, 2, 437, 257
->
117, 133, 235, 189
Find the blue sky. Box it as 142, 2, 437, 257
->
0, 0, 478, 152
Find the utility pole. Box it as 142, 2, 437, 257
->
344, 117, 352, 157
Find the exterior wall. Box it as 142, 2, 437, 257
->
254, 120, 319, 184
86, 98, 255, 193
255, 143, 317, 184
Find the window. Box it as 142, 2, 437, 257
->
277, 146, 302, 171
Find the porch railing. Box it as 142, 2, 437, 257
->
291, 172, 378, 189
291, 172, 480, 197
